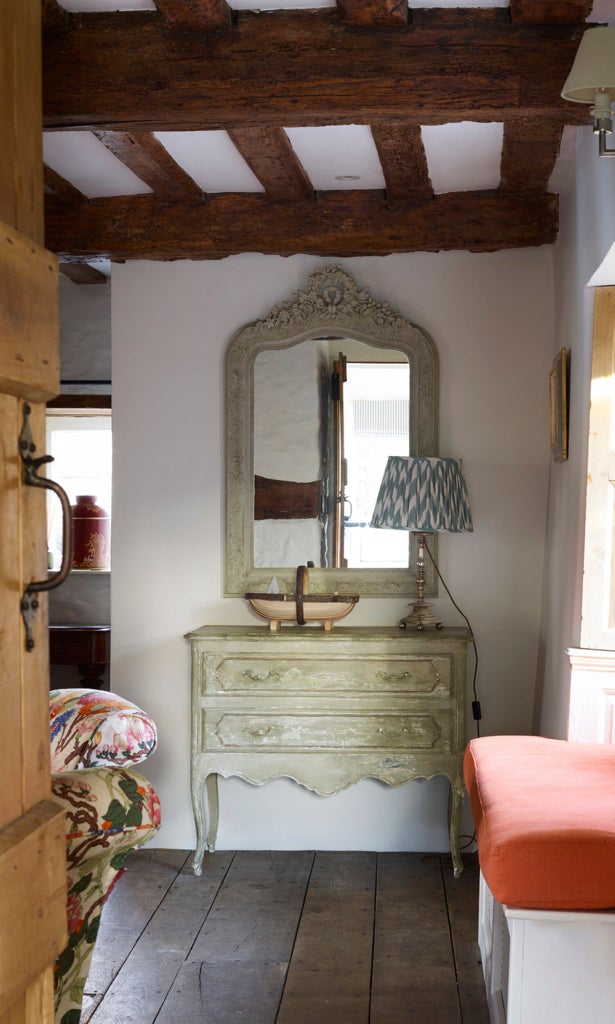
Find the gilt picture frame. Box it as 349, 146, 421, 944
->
550, 347, 568, 463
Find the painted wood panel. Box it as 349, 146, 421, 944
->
212, 653, 452, 695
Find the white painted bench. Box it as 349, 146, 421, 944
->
464, 736, 615, 1024
478, 871, 615, 1024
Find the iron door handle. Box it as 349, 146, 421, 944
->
19, 402, 73, 651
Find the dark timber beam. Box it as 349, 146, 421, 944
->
228, 128, 313, 201
60, 263, 108, 285
44, 165, 87, 203
153, 0, 232, 30
92, 131, 203, 201
336, 0, 407, 27
254, 477, 320, 520
510, 0, 594, 23
500, 122, 565, 195
43, 11, 587, 131
45, 190, 559, 261
41, 0, 68, 30
371, 125, 433, 200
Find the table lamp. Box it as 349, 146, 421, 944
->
371, 455, 473, 629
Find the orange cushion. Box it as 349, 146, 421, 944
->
464, 735, 615, 910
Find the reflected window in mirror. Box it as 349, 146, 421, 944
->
343, 361, 409, 569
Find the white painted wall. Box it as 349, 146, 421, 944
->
111, 250, 554, 851
59, 276, 111, 383
535, 126, 615, 739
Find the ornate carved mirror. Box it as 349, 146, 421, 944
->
225, 266, 439, 596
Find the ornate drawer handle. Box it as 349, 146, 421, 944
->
377, 669, 443, 684
243, 670, 282, 683
250, 726, 270, 737
376, 670, 411, 683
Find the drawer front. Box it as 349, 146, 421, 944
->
206, 710, 452, 752
208, 654, 452, 697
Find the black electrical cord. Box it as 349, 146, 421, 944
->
423, 537, 481, 738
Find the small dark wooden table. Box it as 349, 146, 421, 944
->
49, 625, 111, 689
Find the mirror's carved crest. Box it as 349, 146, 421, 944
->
252, 267, 426, 340
225, 266, 439, 597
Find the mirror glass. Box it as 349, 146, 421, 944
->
225, 266, 438, 597
254, 339, 410, 570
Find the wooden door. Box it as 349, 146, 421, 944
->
0, 2, 68, 1022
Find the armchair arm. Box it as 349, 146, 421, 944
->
52, 766, 161, 1024
50, 689, 157, 772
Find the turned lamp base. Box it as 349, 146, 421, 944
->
399, 532, 443, 631
400, 601, 443, 631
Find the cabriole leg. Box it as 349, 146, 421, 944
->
191, 763, 207, 875
448, 772, 465, 877
205, 773, 220, 853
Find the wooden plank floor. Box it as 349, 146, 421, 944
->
81, 850, 489, 1024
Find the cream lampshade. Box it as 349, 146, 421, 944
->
561, 27, 615, 157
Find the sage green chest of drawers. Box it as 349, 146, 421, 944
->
186, 625, 471, 876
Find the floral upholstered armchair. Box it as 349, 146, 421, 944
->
49, 688, 161, 1024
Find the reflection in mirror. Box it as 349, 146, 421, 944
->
343, 358, 410, 569
253, 339, 410, 570
225, 265, 439, 597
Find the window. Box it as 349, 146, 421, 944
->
568, 287, 615, 741
580, 287, 615, 649
45, 410, 112, 570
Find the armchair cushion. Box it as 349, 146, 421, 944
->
50, 689, 157, 771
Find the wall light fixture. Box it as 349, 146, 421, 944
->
561, 27, 615, 158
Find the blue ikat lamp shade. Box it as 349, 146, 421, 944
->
371, 456, 473, 629
371, 456, 473, 534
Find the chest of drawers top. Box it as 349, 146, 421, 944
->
186, 625, 471, 648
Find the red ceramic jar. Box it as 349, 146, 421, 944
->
71, 495, 110, 569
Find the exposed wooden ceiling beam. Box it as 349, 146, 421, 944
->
228, 128, 313, 201
510, 0, 594, 23
336, 0, 407, 27
59, 263, 108, 285
153, 0, 232, 30
92, 131, 203, 201
42, 0, 68, 31
43, 11, 587, 132
500, 121, 564, 195
371, 125, 433, 200
45, 191, 558, 261
44, 165, 87, 203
